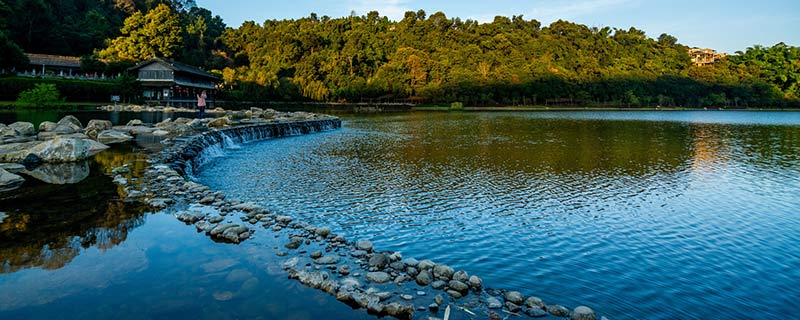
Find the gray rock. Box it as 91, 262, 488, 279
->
356, 239, 373, 252
0, 141, 38, 163
368, 253, 389, 269
526, 296, 545, 309
526, 308, 549, 318
351, 250, 368, 257
315, 226, 331, 237
453, 270, 469, 282
505, 302, 522, 312
448, 280, 469, 292
26, 137, 102, 163
434, 294, 444, 306
177, 210, 207, 223
84, 120, 112, 138
282, 257, 300, 270
337, 265, 351, 275
418, 260, 435, 270
152, 129, 169, 136
571, 306, 597, 320
547, 305, 570, 317
276, 215, 293, 224
487, 297, 503, 309
431, 280, 446, 290
416, 270, 433, 286
406, 267, 419, 277
433, 264, 454, 280
38, 121, 57, 132
310, 250, 323, 259
126, 119, 144, 126
468, 275, 483, 290
9, 122, 35, 136
199, 196, 215, 204
0, 124, 16, 137
97, 130, 133, 144
504, 291, 525, 305
0, 163, 24, 174
0, 168, 25, 192
315, 255, 340, 265
207, 116, 231, 128
54, 115, 83, 133
389, 261, 405, 270
446, 290, 463, 299
402, 258, 419, 267
339, 277, 362, 290
428, 303, 439, 312
384, 302, 414, 319
365, 271, 391, 284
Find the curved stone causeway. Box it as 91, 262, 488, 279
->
121, 117, 600, 320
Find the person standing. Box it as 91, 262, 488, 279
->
196, 90, 207, 119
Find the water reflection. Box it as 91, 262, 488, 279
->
0, 144, 150, 274
199, 111, 800, 319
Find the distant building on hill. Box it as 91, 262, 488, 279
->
689, 48, 727, 66
128, 57, 218, 107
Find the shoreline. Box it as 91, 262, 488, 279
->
117, 116, 600, 320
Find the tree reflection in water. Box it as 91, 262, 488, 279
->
0, 144, 150, 274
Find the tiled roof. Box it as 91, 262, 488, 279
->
128, 57, 218, 80
26, 53, 81, 68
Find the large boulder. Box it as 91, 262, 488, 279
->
9, 122, 35, 136
85, 119, 113, 139
53, 115, 83, 133
26, 137, 104, 163
0, 141, 39, 162
0, 168, 25, 192
97, 130, 133, 144
0, 124, 16, 137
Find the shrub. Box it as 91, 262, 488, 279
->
449, 101, 464, 110
16, 83, 64, 108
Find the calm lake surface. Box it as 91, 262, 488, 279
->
197, 111, 800, 319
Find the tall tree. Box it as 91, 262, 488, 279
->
99, 3, 183, 61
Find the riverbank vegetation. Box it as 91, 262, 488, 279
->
0, 1, 798, 108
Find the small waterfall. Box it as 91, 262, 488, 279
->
164, 119, 342, 177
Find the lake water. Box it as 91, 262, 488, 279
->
197, 111, 800, 319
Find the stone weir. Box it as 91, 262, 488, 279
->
126, 117, 601, 320
158, 118, 341, 177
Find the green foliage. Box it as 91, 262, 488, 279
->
0, 30, 27, 72
80, 55, 107, 74
449, 102, 464, 110
99, 4, 183, 61
16, 83, 63, 107
0, 77, 127, 102
215, 12, 798, 107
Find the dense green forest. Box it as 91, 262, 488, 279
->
1, 1, 798, 107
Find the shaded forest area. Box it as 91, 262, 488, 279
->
1, 1, 798, 107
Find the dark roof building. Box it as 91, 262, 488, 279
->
25, 53, 82, 75
128, 57, 219, 105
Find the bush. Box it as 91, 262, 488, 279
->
449, 101, 464, 110
16, 83, 64, 108
0, 77, 127, 102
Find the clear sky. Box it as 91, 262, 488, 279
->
198, 0, 799, 53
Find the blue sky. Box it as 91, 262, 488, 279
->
198, 0, 799, 53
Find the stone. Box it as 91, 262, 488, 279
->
434, 294, 444, 306
453, 270, 469, 282
0, 163, 24, 174
546, 305, 570, 317
282, 257, 300, 270
431, 280, 446, 290
505, 302, 521, 313
84, 120, 112, 138
9, 122, 35, 136
446, 290, 463, 299
384, 302, 414, 319
487, 297, 503, 309
212, 291, 234, 301
314, 255, 340, 265
54, 115, 83, 133
310, 250, 323, 259
433, 264, 454, 280
526, 308, 549, 318
0, 141, 38, 163
97, 130, 133, 144
365, 271, 391, 284
0, 124, 15, 137
0, 168, 25, 192
468, 275, 483, 290
418, 260, 435, 270
208, 116, 231, 128
389, 261, 405, 271
351, 250, 367, 258
177, 210, 206, 223
526, 296, 545, 309
402, 258, 419, 267
339, 277, 362, 290
152, 129, 169, 136
448, 280, 469, 293
199, 196, 215, 204
571, 306, 597, 320
27, 137, 100, 163
504, 291, 525, 305
38, 121, 57, 132
400, 294, 413, 301
276, 215, 293, 224
428, 303, 439, 313
337, 265, 351, 275
315, 226, 331, 237
356, 239, 373, 252
416, 270, 433, 286
126, 119, 144, 126
368, 253, 389, 269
